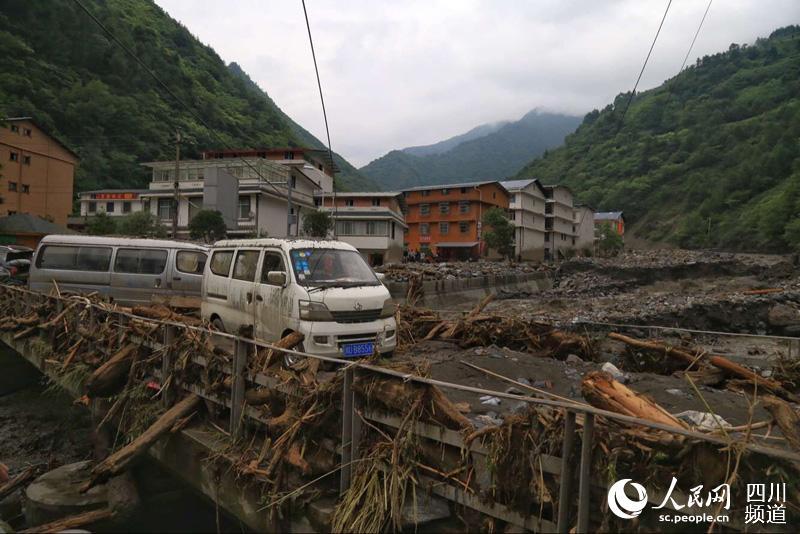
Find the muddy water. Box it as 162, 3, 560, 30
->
0, 377, 241, 532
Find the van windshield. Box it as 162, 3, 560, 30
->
289, 248, 379, 288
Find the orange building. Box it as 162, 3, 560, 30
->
1, 118, 78, 226
403, 181, 509, 260
594, 211, 625, 236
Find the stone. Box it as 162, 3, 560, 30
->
761, 369, 773, 378
601, 362, 627, 383
565, 354, 583, 364
25, 461, 109, 528
479, 395, 501, 406
504, 387, 524, 395
400, 493, 451, 527
768, 304, 800, 327
516, 377, 531, 386
665, 388, 692, 399
675, 410, 732, 431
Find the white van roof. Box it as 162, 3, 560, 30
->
211, 238, 358, 253
38, 234, 209, 251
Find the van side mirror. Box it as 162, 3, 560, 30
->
267, 271, 287, 286
375, 272, 386, 282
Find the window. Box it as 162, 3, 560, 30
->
88, 202, 96, 213
158, 198, 174, 220
337, 221, 355, 235
238, 196, 251, 219
371, 198, 381, 207
23, 128, 31, 137
10, 125, 19, 133
391, 222, 396, 239
345, 199, 354, 207
114, 248, 168, 274
21, 184, 29, 194
123, 202, 132, 214
290, 175, 297, 189
314, 197, 321, 207
439, 202, 450, 215
420, 223, 430, 236
209, 251, 234, 276
421, 190, 431, 197
545, 233, 550, 242
37, 245, 78, 269
176, 250, 207, 274
419, 203, 430, 216
284, 151, 294, 159
439, 222, 449, 235
8, 182, 16, 192
366, 221, 387, 235
442, 188, 450, 195
23, 155, 31, 165
459, 200, 470, 214
76, 247, 112, 271
492, 192, 496, 199
260, 252, 285, 285
460, 187, 467, 194
106, 202, 115, 213
9, 152, 18, 162
460, 221, 469, 233
509, 194, 516, 204
232, 250, 260, 281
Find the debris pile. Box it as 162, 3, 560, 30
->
376, 260, 546, 283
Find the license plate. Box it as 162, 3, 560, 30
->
342, 342, 374, 358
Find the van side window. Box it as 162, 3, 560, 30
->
232, 250, 259, 281
37, 245, 77, 269
114, 249, 167, 274
260, 252, 285, 285
209, 251, 234, 276
76, 247, 112, 271
176, 251, 207, 274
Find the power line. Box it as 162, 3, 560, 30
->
618, 0, 673, 126
680, 0, 713, 72
71, 0, 291, 206
301, 0, 338, 237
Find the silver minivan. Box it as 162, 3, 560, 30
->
29, 235, 208, 306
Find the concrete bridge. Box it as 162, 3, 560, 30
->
1, 284, 797, 532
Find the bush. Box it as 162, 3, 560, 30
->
188, 210, 227, 243
117, 211, 166, 238
482, 207, 515, 259
597, 222, 624, 257
86, 212, 116, 235
302, 209, 333, 238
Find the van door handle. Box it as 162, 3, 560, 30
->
256, 294, 264, 302
173, 276, 182, 281
246, 292, 253, 303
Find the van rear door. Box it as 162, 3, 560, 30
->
110, 248, 169, 305
228, 249, 262, 333
171, 249, 207, 297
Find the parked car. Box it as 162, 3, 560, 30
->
28, 235, 208, 306
0, 245, 33, 285
202, 238, 396, 363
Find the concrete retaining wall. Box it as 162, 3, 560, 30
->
386, 271, 551, 309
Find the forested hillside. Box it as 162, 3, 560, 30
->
0, 0, 373, 192
517, 26, 800, 252
361, 110, 580, 190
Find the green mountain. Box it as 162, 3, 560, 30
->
226, 62, 378, 191
516, 26, 800, 252
0, 0, 372, 192
360, 110, 581, 190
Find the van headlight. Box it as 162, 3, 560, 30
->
379, 298, 396, 319
299, 300, 334, 321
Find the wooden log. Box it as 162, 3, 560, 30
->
244, 387, 281, 406
285, 442, 311, 475
261, 331, 305, 371
19, 508, 115, 534
581, 371, 687, 429
761, 395, 800, 451
39, 302, 78, 330
13, 325, 39, 340
84, 343, 139, 398
82, 394, 201, 492
0, 466, 36, 500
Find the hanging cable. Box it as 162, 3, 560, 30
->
680, 0, 713, 72
618, 0, 673, 126
301, 0, 338, 238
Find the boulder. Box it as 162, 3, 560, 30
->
768, 304, 800, 327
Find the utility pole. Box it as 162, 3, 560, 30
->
286, 172, 294, 237
172, 130, 181, 238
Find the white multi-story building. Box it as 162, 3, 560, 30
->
316, 192, 407, 266
543, 184, 576, 260
573, 205, 596, 251
500, 179, 547, 261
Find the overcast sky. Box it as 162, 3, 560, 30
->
155, 0, 798, 167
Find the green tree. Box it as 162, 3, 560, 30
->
86, 212, 116, 235
117, 211, 166, 238
597, 222, 624, 257
189, 210, 227, 243
302, 209, 333, 238
482, 207, 515, 259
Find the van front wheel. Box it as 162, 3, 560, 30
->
211, 317, 225, 333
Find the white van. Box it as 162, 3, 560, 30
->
29, 235, 209, 306
201, 238, 397, 361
